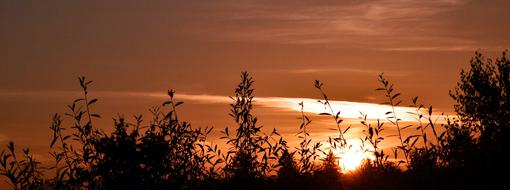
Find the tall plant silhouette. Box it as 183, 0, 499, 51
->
359, 113, 388, 169
377, 74, 418, 165
51, 76, 102, 188
314, 80, 348, 148
296, 101, 322, 174
223, 72, 276, 182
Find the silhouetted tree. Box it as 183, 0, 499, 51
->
447, 51, 510, 188
450, 51, 510, 143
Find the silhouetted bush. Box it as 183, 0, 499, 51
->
1, 51, 509, 189
0, 142, 44, 190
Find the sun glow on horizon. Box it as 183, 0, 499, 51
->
339, 148, 367, 172
335, 141, 373, 173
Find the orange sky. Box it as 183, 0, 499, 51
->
1, 0, 509, 181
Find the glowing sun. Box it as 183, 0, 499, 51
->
338, 148, 367, 172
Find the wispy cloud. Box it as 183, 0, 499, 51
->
383, 45, 510, 52
270, 67, 410, 77
202, 0, 508, 51
0, 90, 447, 122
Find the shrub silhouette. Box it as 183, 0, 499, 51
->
0, 51, 509, 189
0, 142, 44, 189
45, 78, 213, 189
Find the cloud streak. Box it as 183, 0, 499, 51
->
270, 67, 410, 77
0, 90, 447, 122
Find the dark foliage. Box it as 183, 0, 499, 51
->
1, 51, 509, 189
